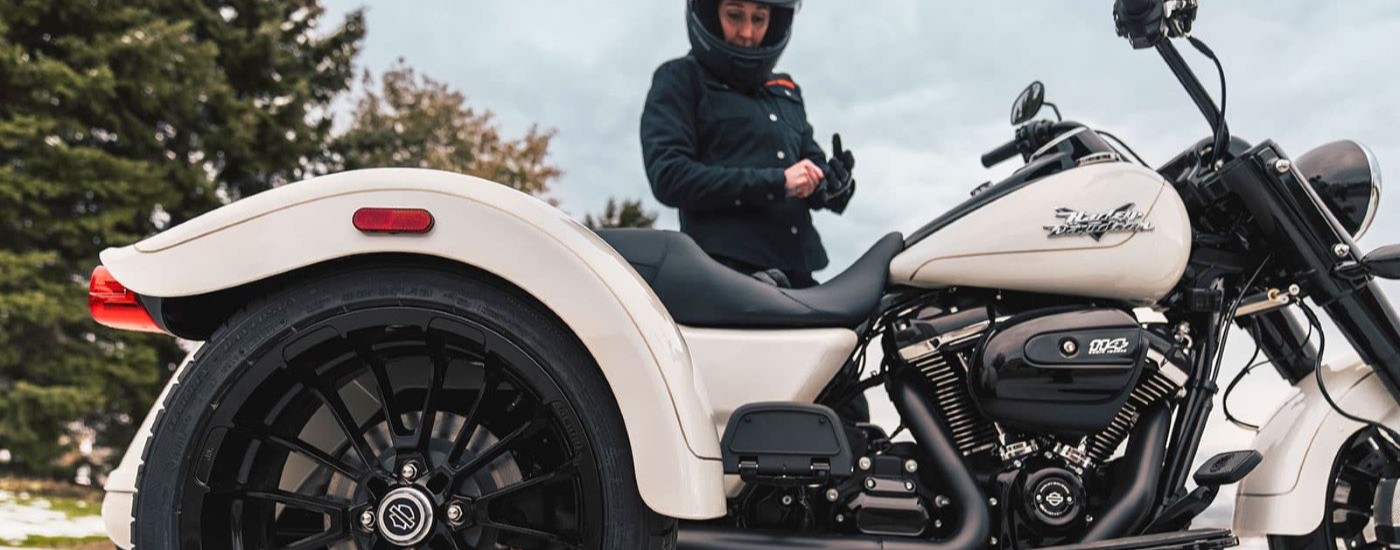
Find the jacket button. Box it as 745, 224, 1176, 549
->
769, 113, 778, 122
791, 226, 799, 235
735, 199, 742, 206
785, 90, 793, 97
777, 151, 786, 160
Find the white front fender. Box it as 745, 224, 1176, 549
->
99, 169, 726, 546
1234, 349, 1400, 536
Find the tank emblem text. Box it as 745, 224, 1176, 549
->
1044, 203, 1155, 240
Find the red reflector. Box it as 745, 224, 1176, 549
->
352, 208, 435, 234
89, 266, 167, 334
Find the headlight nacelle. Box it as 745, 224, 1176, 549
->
1298, 140, 1382, 240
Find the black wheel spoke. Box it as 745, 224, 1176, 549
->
1334, 502, 1373, 516
480, 519, 580, 548
448, 366, 502, 463
453, 413, 548, 478
356, 342, 407, 437
301, 378, 378, 470
416, 333, 448, 454
476, 458, 580, 506
211, 485, 350, 515
276, 529, 351, 550
233, 427, 363, 480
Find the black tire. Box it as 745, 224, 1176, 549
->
131, 263, 676, 549
1267, 426, 1398, 550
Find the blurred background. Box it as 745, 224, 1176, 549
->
2, 0, 1398, 547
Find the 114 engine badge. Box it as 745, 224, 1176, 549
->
1045, 203, 1155, 240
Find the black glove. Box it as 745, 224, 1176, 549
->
818, 133, 857, 214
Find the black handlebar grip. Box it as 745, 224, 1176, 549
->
981, 140, 1021, 168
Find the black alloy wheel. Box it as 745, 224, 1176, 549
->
131, 265, 676, 549
1270, 426, 1400, 550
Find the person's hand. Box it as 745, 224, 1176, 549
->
784, 159, 824, 198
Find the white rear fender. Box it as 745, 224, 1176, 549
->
1234, 350, 1400, 536
99, 168, 725, 522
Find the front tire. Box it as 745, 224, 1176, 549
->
132, 263, 675, 549
1268, 426, 1399, 550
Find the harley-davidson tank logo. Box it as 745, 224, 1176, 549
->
1044, 203, 1154, 240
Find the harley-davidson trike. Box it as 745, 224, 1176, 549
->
88, 1, 1400, 549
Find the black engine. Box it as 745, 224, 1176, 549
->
881, 303, 1189, 546
725, 302, 1190, 548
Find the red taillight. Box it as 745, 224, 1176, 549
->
352, 208, 435, 234
89, 266, 166, 334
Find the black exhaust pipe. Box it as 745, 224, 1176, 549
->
679, 368, 991, 549
1080, 404, 1172, 541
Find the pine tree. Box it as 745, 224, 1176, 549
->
0, 0, 363, 477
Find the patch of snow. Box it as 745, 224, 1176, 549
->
0, 491, 107, 546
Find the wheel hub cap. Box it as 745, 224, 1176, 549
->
377, 486, 435, 546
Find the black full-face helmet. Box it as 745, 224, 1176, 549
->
687, 0, 800, 92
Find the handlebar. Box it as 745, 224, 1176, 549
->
1114, 0, 1166, 49
981, 139, 1021, 168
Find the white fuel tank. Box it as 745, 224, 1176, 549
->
890, 162, 1191, 303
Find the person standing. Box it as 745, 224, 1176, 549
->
641, 0, 856, 289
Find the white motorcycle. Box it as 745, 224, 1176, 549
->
92, 1, 1400, 549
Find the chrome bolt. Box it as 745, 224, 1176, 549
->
1275, 159, 1293, 174
1334, 244, 1352, 259
904, 459, 919, 473
865, 478, 877, 489
904, 481, 916, 492
1060, 339, 1078, 355
826, 489, 840, 502
858, 457, 872, 471
935, 495, 951, 508
1288, 284, 1302, 296
835, 514, 845, 523
1013, 460, 1023, 468
989, 497, 999, 507
399, 461, 421, 482
1087, 514, 1095, 523
990, 537, 1000, 546
359, 508, 376, 531
935, 519, 944, 528
781, 495, 794, 506
446, 502, 465, 525
1067, 496, 1075, 504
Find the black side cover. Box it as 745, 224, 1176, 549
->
721, 402, 854, 484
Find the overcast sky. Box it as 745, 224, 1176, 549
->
322, 0, 1400, 535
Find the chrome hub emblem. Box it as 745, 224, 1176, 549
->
378, 487, 434, 546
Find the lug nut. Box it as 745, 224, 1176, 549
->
359, 508, 376, 531
399, 461, 421, 482
446, 502, 466, 526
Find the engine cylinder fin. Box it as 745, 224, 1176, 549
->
1085, 367, 1184, 466
902, 348, 999, 457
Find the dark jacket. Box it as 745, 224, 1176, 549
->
641, 55, 831, 273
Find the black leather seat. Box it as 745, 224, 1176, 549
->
597, 229, 904, 328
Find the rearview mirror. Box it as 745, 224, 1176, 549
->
1364, 244, 1400, 279
1010, 81, 1046, 125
